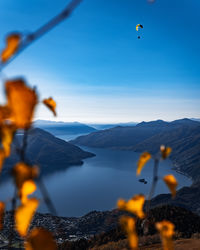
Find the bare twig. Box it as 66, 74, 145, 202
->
146, 158, 159, 213
37, 178, 58, 216
0, 0, 83, 71
20, 128, 29, 162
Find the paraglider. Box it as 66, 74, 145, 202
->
136, 24, 143, 39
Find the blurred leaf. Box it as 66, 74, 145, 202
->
20, 180, 37, 204
43, 97, 57, 116
156, 220, 175, 250
25, 227, 57, 250
0, 105, 11, 124
5, 79, 38, 129
160, 145, 172, 160
15, 198, 39, 237
120, 216, 138, 250
0, 124, 16, 157
163, 174, 178, 198
12, 162, 39, 189
1, 33, 21, 63
0, 202, 5, 230
136, 152, 151, 175
117, 194, 145, 219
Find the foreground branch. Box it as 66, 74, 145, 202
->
0, 0, 83, 70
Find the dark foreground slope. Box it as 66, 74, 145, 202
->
1, 128, 95, 178
2, 205, 200, 249
71, 119, 200, 180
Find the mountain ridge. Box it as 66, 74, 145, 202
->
71, 118, 200, 180
1, 128, 95, 179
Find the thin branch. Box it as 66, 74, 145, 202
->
0, 0, 83, 71
20, 128, 29, 162
146, 158, 159, 213
37, 178, 58, 216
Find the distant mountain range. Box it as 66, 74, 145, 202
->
87, 122, 137, 130
34, 120, 97, 137
1, 128, 95, 179
71, 118, 200, 180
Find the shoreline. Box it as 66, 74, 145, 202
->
171, 162, 193, 182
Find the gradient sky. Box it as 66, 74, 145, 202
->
0, 0, 200, 123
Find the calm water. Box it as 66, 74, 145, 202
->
0, 136, 192, 217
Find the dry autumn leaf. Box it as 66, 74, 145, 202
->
137, 152, 151, 175
0, 124, 16, 157
156, 220, 175, 250
117, 194, 145, 219
12, 162, 39, 189
1, 33, 21, 63
20, 180, 37, 204
160, 145, 172, 159
0, 202, 5, 230
26, 227, 57, 250
163, 174, 178, 198
5, 79, 38, 129
43, 97, 57, 116
120, 216, 138, 250
15, 198, 39, 237
0, 105, 11, 124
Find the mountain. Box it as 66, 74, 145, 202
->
70, 120, 169, 148
34, 120, 97, 137
71, 119, 199, 148
88, 122, 137, 130
71, 118, 200, 180
132, 124, 200, 179
151, 181, 200, 215
1, 128, 95, 178
190, 118, 200, 122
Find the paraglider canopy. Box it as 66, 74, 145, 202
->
136, 24, 143, 31
136, 24, 143, 39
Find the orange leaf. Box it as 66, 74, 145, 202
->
0, 105, 11, 124
1, 33, 21, 63
120, 216, 138, 250
156, 220, 175, 250
137, 152, 151, 175
117, 194, 145, 219
163, 174, 178, 198
43, 97, 57, 116
25, 228, 57, 250
15, 198, 39, 237
0, 124, 16, 157
20, 180, 37, 204
0, 202, 5, 230
5, 79, 38, 129
160, 145, 172, 159
12, 162, 39, 189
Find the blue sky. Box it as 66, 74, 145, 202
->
0, 0, 200, 123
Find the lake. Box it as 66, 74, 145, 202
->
0, 135, 192, 217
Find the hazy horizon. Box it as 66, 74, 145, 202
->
34, 117, 200, 125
